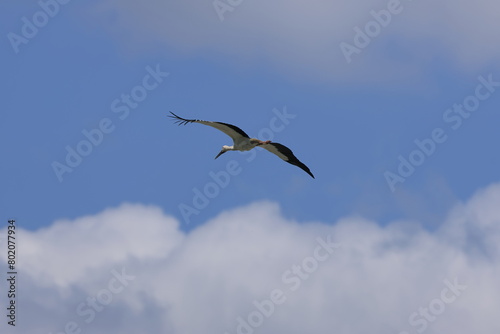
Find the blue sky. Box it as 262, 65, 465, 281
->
2, 0, 499, 231
1, 1, 500, 333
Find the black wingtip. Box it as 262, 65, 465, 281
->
303, 167, 315, 179
289, 160, 315, 179
168, 111, 178, 118
168, 111, 195, 126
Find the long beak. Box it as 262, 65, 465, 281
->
215, 150, 227, 159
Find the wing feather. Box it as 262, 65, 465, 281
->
262, 143, 315, 178
169, 112, 250, 141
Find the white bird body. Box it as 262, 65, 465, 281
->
231, 137, 256, 151
169, 112, 314, 178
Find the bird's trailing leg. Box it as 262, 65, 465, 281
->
257, 140, 272, 146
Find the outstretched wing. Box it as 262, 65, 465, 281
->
169, 112, 250, 141
262, 142, 315, 178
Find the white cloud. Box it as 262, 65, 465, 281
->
18, 203, 183, 288
86, 0, 500, 84
2, 185, 500, 334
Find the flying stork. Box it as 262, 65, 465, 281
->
169, 112, 315, 178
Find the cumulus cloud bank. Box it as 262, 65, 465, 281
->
89, 0, 500, 83
2, 184, 500, 334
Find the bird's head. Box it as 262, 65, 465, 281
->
215, 145, 232, 159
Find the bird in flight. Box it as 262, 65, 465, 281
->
169, 112, 314, 178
